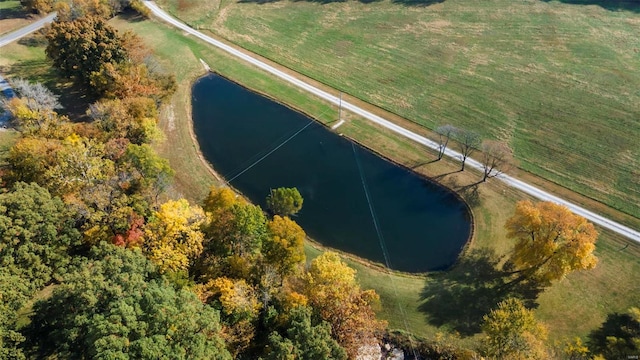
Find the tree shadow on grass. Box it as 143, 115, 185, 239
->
418, 248, 543, 336
587, 312, 640, 358
0, 5, 29, 20
4, 60, 96, 121
540, 0, 639, 13
238, 0, 442, 5
391, 0, 444, 6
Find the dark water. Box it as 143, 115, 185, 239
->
192, 74, 471, 272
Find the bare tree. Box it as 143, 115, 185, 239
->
480, 140, 513, 182
435, 124, 457, 161
11, 78, 62, 113
453, 128, 481, 171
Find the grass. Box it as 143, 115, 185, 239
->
155, 0, 640, 221
1, 16, 638, 350
0, 0, 32, 35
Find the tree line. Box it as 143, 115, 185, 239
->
435, 124, 513, 182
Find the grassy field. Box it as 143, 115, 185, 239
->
0, 0, 32, 35
1, 13, 638, 350
155, 0, 640, 220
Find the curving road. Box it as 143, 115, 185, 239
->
146, 1, 639, 243
0, 12, 56, 48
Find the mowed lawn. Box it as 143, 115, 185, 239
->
156, 0, 640, 219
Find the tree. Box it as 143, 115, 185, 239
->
20, 0, 54, 14
0, 182, 80, 289
23, 243, 232, 359
481, 298, 548, 360
264, 306, 347, 360
45, 134, 115, 195
122, 143, 174, 201
196, 276, 262, 356
588, 308, 640, 359
9, 78, 62, 113
143, 199, 206, 273
263, 215, 306, 279
435, 124, 457, 161
6, 137, 61, 185
303, 252, 385, 358
266, 187, 303, 216
504, 200, 598, 287
480, 140, 513, 182
89, 97, 162, 144
453, 128, 481, 171
45, 16, 127, 89
0, 269, 32, 360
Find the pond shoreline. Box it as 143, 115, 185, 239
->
190, 72, 474, 273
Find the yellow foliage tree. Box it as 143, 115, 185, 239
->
481, 297, 548, 360
143, 199, 205, 273
196, 277, 262, 357
505, 200, 598, 286
303, 252, 385, 358
264, 215, 306, 279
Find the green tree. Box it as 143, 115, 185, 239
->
481, 298, 548, 360
266, 187, 303, 216
264, 306, 347, 360
0, 269, 32, 360
24, 243, 231, 359
45, 16, 127, 90
0, 182, 80, 289
505, 200, 598, 287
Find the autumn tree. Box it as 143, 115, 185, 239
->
23, 243, 231, 359
453, 128, 481, 171
263, 215, 306, 279
266, 187, 304, 216
435, 124, 457, 161
303, 252, 385, 358
5, 137, 61, 185
264, 306, 347, 360
504, 200, 598, 287
143, 199, 206, 273
20, 0, 54, 14
196, 277, 262, 356
89, 96, 162, 144
54, 0, 113, 22
480, 140, 513, 182
481, 297, 548, 360
45, 134, 115, 195
45, 16, 127, 90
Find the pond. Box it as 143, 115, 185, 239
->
192, 74, 472, 273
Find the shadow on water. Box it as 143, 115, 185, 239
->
418, 248, 543, 336
541, 0, 640, 13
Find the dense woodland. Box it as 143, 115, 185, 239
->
0, 1, 638, 359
